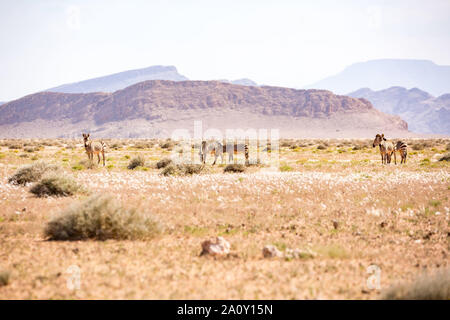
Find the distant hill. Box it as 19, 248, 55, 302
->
0, 80, 407, 138
46, 65, 188, 93
348, 87, 450, 134
304, 59, 450, 96
0, 102, 5, 106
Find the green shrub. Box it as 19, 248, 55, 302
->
224, 164, 246, 173
44, 194, 160, 240
8, 162, 60, 185
30, 174, 83, 197
127, 156, 146, 169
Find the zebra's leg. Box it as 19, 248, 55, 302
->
213, 154, 217, 165
394, 151, 397, 165
97, 153, 101, 164
102, 150, 105, 166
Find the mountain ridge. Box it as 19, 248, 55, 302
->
348, 86, 450, 134
0, 80, 408, 138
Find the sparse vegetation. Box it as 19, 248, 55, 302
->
44, 194, 160, 240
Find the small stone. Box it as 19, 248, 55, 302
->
200, 237, 230, 256
380, 221, 387, 228
332, 220, 339, 229
262, 245, 283, 258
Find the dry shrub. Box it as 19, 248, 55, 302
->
382, 269, 450, 300
224, 164, 246, 173
446, 143, 450, 151
317, 145, 327, 150
438, 153, 450, 162
160, 163, 204, 176
180, 164, 203, 175
127, 156, 146, 169
160, 141, 174, 149
0, 271, 10, 287
44, 194, 160, 240
156, 158, 173, 169
30, 174, 83, 197
161, 164, 178, 176
8, 162, 60, 185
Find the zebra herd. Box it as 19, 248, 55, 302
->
372, 133, 407, 165
82, 133, 407, 167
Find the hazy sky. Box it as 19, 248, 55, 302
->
1, 0, 450, 101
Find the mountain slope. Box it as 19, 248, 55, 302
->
0, 80, 408, 138
46, 65, 188, 93
304, 59, 450, 96
348, 87, 450, 134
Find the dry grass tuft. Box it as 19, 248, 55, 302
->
30, 174, 83, 197
127, 156, 146, 169
382, 268, 450, 300
8, 162, 60, 185
224, 164, 246, 173
44, 194, 161, 240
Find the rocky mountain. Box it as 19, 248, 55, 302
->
304, 59, 450, 97
46, 65, 188, 93
0, 80, 408, 138
348, 87, 450, 134
219, 78, 258, 86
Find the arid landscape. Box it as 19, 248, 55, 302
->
0, 137, 448, 299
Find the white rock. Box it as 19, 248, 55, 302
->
201, 237, 230, 256
262, 245, 283, 258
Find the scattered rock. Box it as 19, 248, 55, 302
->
380, 221, 387, 228
200, 237, 230, 256
262, 245, 283, 258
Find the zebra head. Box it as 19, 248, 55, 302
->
373, 133, 385, 147
82, 133, 90, 147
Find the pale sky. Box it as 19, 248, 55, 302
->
1, 0, 450, 101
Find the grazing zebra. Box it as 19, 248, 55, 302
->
82, 133, 106, 166
199, 140, 249, 165
393, 141, 408, 164
372, 133, 394, 165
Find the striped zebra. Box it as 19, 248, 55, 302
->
199, 140, 249, 165
393, 141, 408, 164
372, 133, 394, 165
82, 133, 106, 166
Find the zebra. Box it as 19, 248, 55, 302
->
372, 133, 394, 165
199, 140, 249, 165
393, 141, 408, 164
82, 133, 106, 166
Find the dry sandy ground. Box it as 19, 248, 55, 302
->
0, 138, 449, 299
